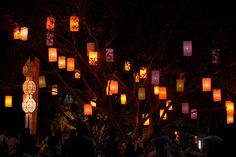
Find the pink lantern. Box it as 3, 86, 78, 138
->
191, 109, 197, 119
183, 41, 192, 56
182, 102, 189, 114
106, 48, 114, 62
151, 70, 160, 85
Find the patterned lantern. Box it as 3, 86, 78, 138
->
142, 114, 150, 126
51, 85, 58, 95
213, 89, 221, 102
87, 42, 95, 56
124, 61, 131, 71
39, 75, 46, 88
5, 96, 12, 108
140, 67, 147, 79
227, 114, 234, 124
160, 109, 167, 120
183, 41, 192, 56
22, 95, 36, 113
58, 56, 66, 69
138, 88, 145, 100
84, 104, 92, 116
89, 51, 98, 65
106, 48, 114, 62
67, 58, 75, 71
48, 48, 57, 62
120, 94, 127, 105
225, 100, 234, 115
46, 17, 55, 31
13, 27, 21, 39
23, 78, 36, 95
46, 32, 54, 46
151, 70, 160, 85
20, 27, 28, 41
70, 15, 79, 32
191, 109, 197, 119
212, 49, 220, 64
75, 69, 81, 79
166, 100, 172, 110
202, 78, 211, 92
134, 72, 140, 83
159, 87, 167, 100
182, 102, 189, 114
154, 86, 159, 95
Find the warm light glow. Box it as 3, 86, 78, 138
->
202, 78, 211, 92
154, 86, 159, 95
109, 80, 118, 94
182, 102, 189, 114
142, 114, 150, 126
225, 100, 234, 115
124, 61, 131, 71
58, 56, 66, 69
159, 87, 167, 100
75, 69, 81, 79
51, 85, 58, 95
183, 41, 192, 56
176, 79, 184, 92
90, 99, 96, 107
39, 75, 46, 88
48, 48, 57, 62
20, 27, 28, 41
70, 16, 79, 32
191, 109, 197, 119
160, 109, 167, 120
134, 72, 140, 83
84, 104, 92, 116
213, 89, 221, 102
87, 42, 95, 56
67, 58, 75, 71
89, 51, 98, 65
166, 100, 172, 110
227, 114, 234, 124
23, 79, 36, 95
140, 67, 147, 79
5, 96, 12, 108
138, 88, 145, 100
151, 70, 160, 85
22, 96, 36, 113
13, 27, 21, 39
120, 94, 127, 105
106, 48, 114, 62
46, 17, 55, 31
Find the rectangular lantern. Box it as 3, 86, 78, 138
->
67, 58, 75, 71
48, 48, 57, 62
84, 104, 92, 116
140, 67, 147, 79
134, 72, 140, 83
225, 100, 234, 115
227, 114, 234, 124
88, 51, 98, 65
107, 80, 118, 95
166, 100, 172, 110
5, 96, 12, 108
212, 49, 220, 64
20, 27, 28, 41
87, 42, 95, 56
183, 41, 192, 56
106, 48, 114, 62
51, 85, 58, 95
70, 15, 79, 32
39, 75, 46, 88
202, 78, 211, 92
138, 88, 146, 100
191, 109, 197, 119
151, 70, 160, 85
159, 87, 167, 100
176, 79, 184, 92
120, 94, 127, 105
46, 32, 54, 46
154, 86, 159, 95
75, 69, 81, 79
213, 89, 221, 102
124, 61, 131, 71
160, 109, 167, 120
58, 56, 66, 69
142, 114, 150, 126
182, 102, 189, 114
13, 27, 21, 39
46, 17, 55, 31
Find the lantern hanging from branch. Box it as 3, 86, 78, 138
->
159, 87, 167, 100
106, 48, 114, 62
160, 109, 167, 120
138, 88, 145, 100
182, 102, 189, 114
227, 114, 234, 124
120, 94, 127, 105
46, 32, 54, 46
13, 27, 21, 39
67, 58, 75, 71
23, 78, 36, 95
134, 72, 140, 83
22, 95, 36, 113
46, 17, 55, 31
151, 70, 160, 85
58, 56, 66, 69
20, 27, 28, 41
48, 48, 57, 62
166, 100, 172, 110
142, 114, 150, 126
70, 15, 79, 32
183, 41, 192, 56
108, 80, 118, 95
202, 78, 211, 92
154, 86, 159, 95
88, 51, 98, 65
124, 61, 131, 71
51, 85, 58, 95
39, 75, 46, 88
84, 104, 92, 116
212, 49, 220, 64
225, 100, 234, 115
176, 79, 184, 92
213, 89, 221, 102
5, 96, 12, 108
75, 69, 81, 79
140, 67, 147, 79
191, 109, 197, 119
87, 42, 95, 56
90, 98, 96, 107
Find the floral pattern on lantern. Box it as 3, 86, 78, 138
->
140, 67, 147, 79
46, 17, 55, 31
75, 69, 81, 79
89, 51, 98, 65
23, 79, 36, 95
124, 61, 131, 71
22, 95, 36, 113
70, 16, 79, 32
106, 48, 114, 62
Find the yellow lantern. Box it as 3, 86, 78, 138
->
154, 86, 159, 95
51, 85, 58, 95
46, 17, 55, 31
159, 87, 167, 100
176, 79, 184, 92
225, 100, 234, 115
13, 27, 21, 39
120, 94, 127, 105
20, 27, 28, 41
140, 67, 147, 79
134, 72, 140, 83
227, 114, 234, 124
138, 88, 145, 100
88, 51, 98, 65
213, 89, 221, 102
70, 15, 79, 32
202, 78, 211, 92
124, 61, 131, 71
5, 96, 12, 108
142, 114, 150, 126
58, 56, 66, 69
87, 42, 95, 56
166, 100, 172, 110
75, 69, 81, 79
160, 109, 167, 120
84, 104, 92, 116
67, 58, 75, 71
39, 75, 46, 88
48, 48, 57, 62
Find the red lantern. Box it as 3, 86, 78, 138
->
84, 104, 92, 115
213, 89, 221, 102
202, 78, 211, 92
159, 87, 167, 100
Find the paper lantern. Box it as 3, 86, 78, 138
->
84, 104, 92, 116
142, 114, 150, 126
67, 58, 75, 71
166, 100, 172, 110
23, 79, 36, 95
51, 85, 58, 95
202, 78, 211, 92
5, 96, 12, 108
138, 88, 145, 100
124, 61, 131, 71
106, 48, 114, 62
120, 94, 127, 105
20, 27, 28, 41
39, 75, 46, 88
48, 48, 57, 62
88, 51, 98, 65
134, 72, 140, 83
90, 99, 96, 107
212, 49, 220, 64
46, 17, 55, 31
70, 16, 79, 32
176, 79, 184, 92
13, 27, 21, 39
191, 109, 197, 119
160, 109, 167, 120
225, 100, 234, 115
194, 136, 198, 144
159, 87, 167, 100
140, 67, 147, 79
182, 102, 189, 114
22, 95, 36, 113
227, 114, 234, 124
87, 42, 95, 56
58, 56, 66, 69
75, 69, 81, 79
179, 72, 186, 82
183, 41, 192, 56
46, 32, 54, 46
108, 80, 118, 95
154, 86, 159, 95
151, 70, 160, 85
213, 89, 221, 102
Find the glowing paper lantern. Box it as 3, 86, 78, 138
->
39, 75, 46, 88
84, 104, 92, 115
20, 27, 28, 41
13, 27, 21, 39
154, 86, 159, 95
22, 95, 36, 113
46, 32, 54, 46
106, 48, 114, 62
67, 58, 75, 71
88, 51, 98, 65
213, 89, 221, 102
46, 17, 55, 31
182, 102, 189, 114
151, 70, 160, 85
227, 114, 234, 124
51, 85, 58, 95
5, 96, 12, 108
140, 67, 147, 79
166, 100, 172, 110
134, 72, 140, 83
58, 56, 66, 69
160, 109, 167, 120
109, 80, 118, 94
87, 42, 95, 56
202, 78, 211, 92
159, 87, 167, 100
23, 79, 36, 95
212, 49, 220, 64
225, 100, 234, 115
176, 79, 184, 92
75, 69, 81, 79
90, 99, 96, 107
138, 88, 145, 100
120, 94, 127, 105
48, 48, 57, 62
191, 109, 197, 119
142, 114, 150, 126
183, 41, 192, 56
124, 61, 131, 71
70, 15, 79, 32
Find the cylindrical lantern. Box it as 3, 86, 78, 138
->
154, 86, 159, 95
84, 104, 92, 116
5, 96, 12, 108
51, 85, 58, 95
159, 87, 167, 100
124, 61, 131, 71
87, 42, 95, 56
225, 100, 234, 115
182, 102, 189, 114
140, 67, 147, 79
138, 88, 145, 100
22, 95, 36, 113
160, 109, 167, 120
23, 79, 36, 95
67, 58, 75, 71
70, 15, 79, 32
134, 72, 140, 83
213, 89, 221, 102
202, 78, 211, 92
166, 100, 172, 110
176, 79, 184, 92
58, 56, 66, 69
106, 48, 114, 62
88, 51, 98, 65
13, 27, 21, 39
108, 80, 118, 94
120, 94, 127, 105
75, 69, 81, 79
48, 48, 57, 62
46, 17, 55, 31
151, 70, 160, 85
39, 75, 46, 88
20, 27, 28, 41
183, 41, 192, 56
191, 109, 197, 119
227, 114, 234, 124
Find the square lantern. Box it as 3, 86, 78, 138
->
183, 41, 192, 56
227, 114, 234, 124
120, 94, 127, 105
176, 79, 184, 92
213, 89, 221, 102
46, 32, 54, 46
160, 109, 167, 120
39, 75, 46, 88
20, 27, 28, 41
84, 104, 92, 116
5, 96, 12, 108
46, 17, 55, 31
225, 100, 234, 115
87, 42, 95, 56
75, 69, 81, 79
140, 67, 147, 79
182, 102, 189, 114
202, 78, 211, 92
58, 56, 66, 69
191, 109, 197, 119
159, 87, 167, 100
151, 70, 160, 85
138, 88, 145, 100
70, 16, 79, 32
51, 85, 58, 95
89, 51, 98, 65
106, 48, 114, 62
154, 86, 159, 95
48, 48, 57, 62
124, 61, 131, 71
67, 58, 75, 71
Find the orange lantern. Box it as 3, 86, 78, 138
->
213, 89, 221, 102
5, 96, 12, 108
46, 17, 55, 31
124, 61, 131, 71
134, 72, 140, 83
87, 42, 95, 56
154, 86, 159, 95
159, 87, 167, 100
20, 27, 28, 41
120, 94, 127, 105
48, 48, 57, 62
202, 78, 211, 92
67, 58, 75, 71
109, 80, 118, 94
13, 27, 21, 39
166, 100, 172, 110
70, 15, 79, 32
225, 100, 234, 115
142, 114, 150, 126
140, 67, 147, 79
84, 104, 92, 116
51, 85, 58, 95
160, 109, 167, 120
227, 114, 234, 124
176, 79, 184, 92
88, 51, 98, 65
58, 56, 66, 69
75, 69, 81, 79
138, 88, 146, 100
